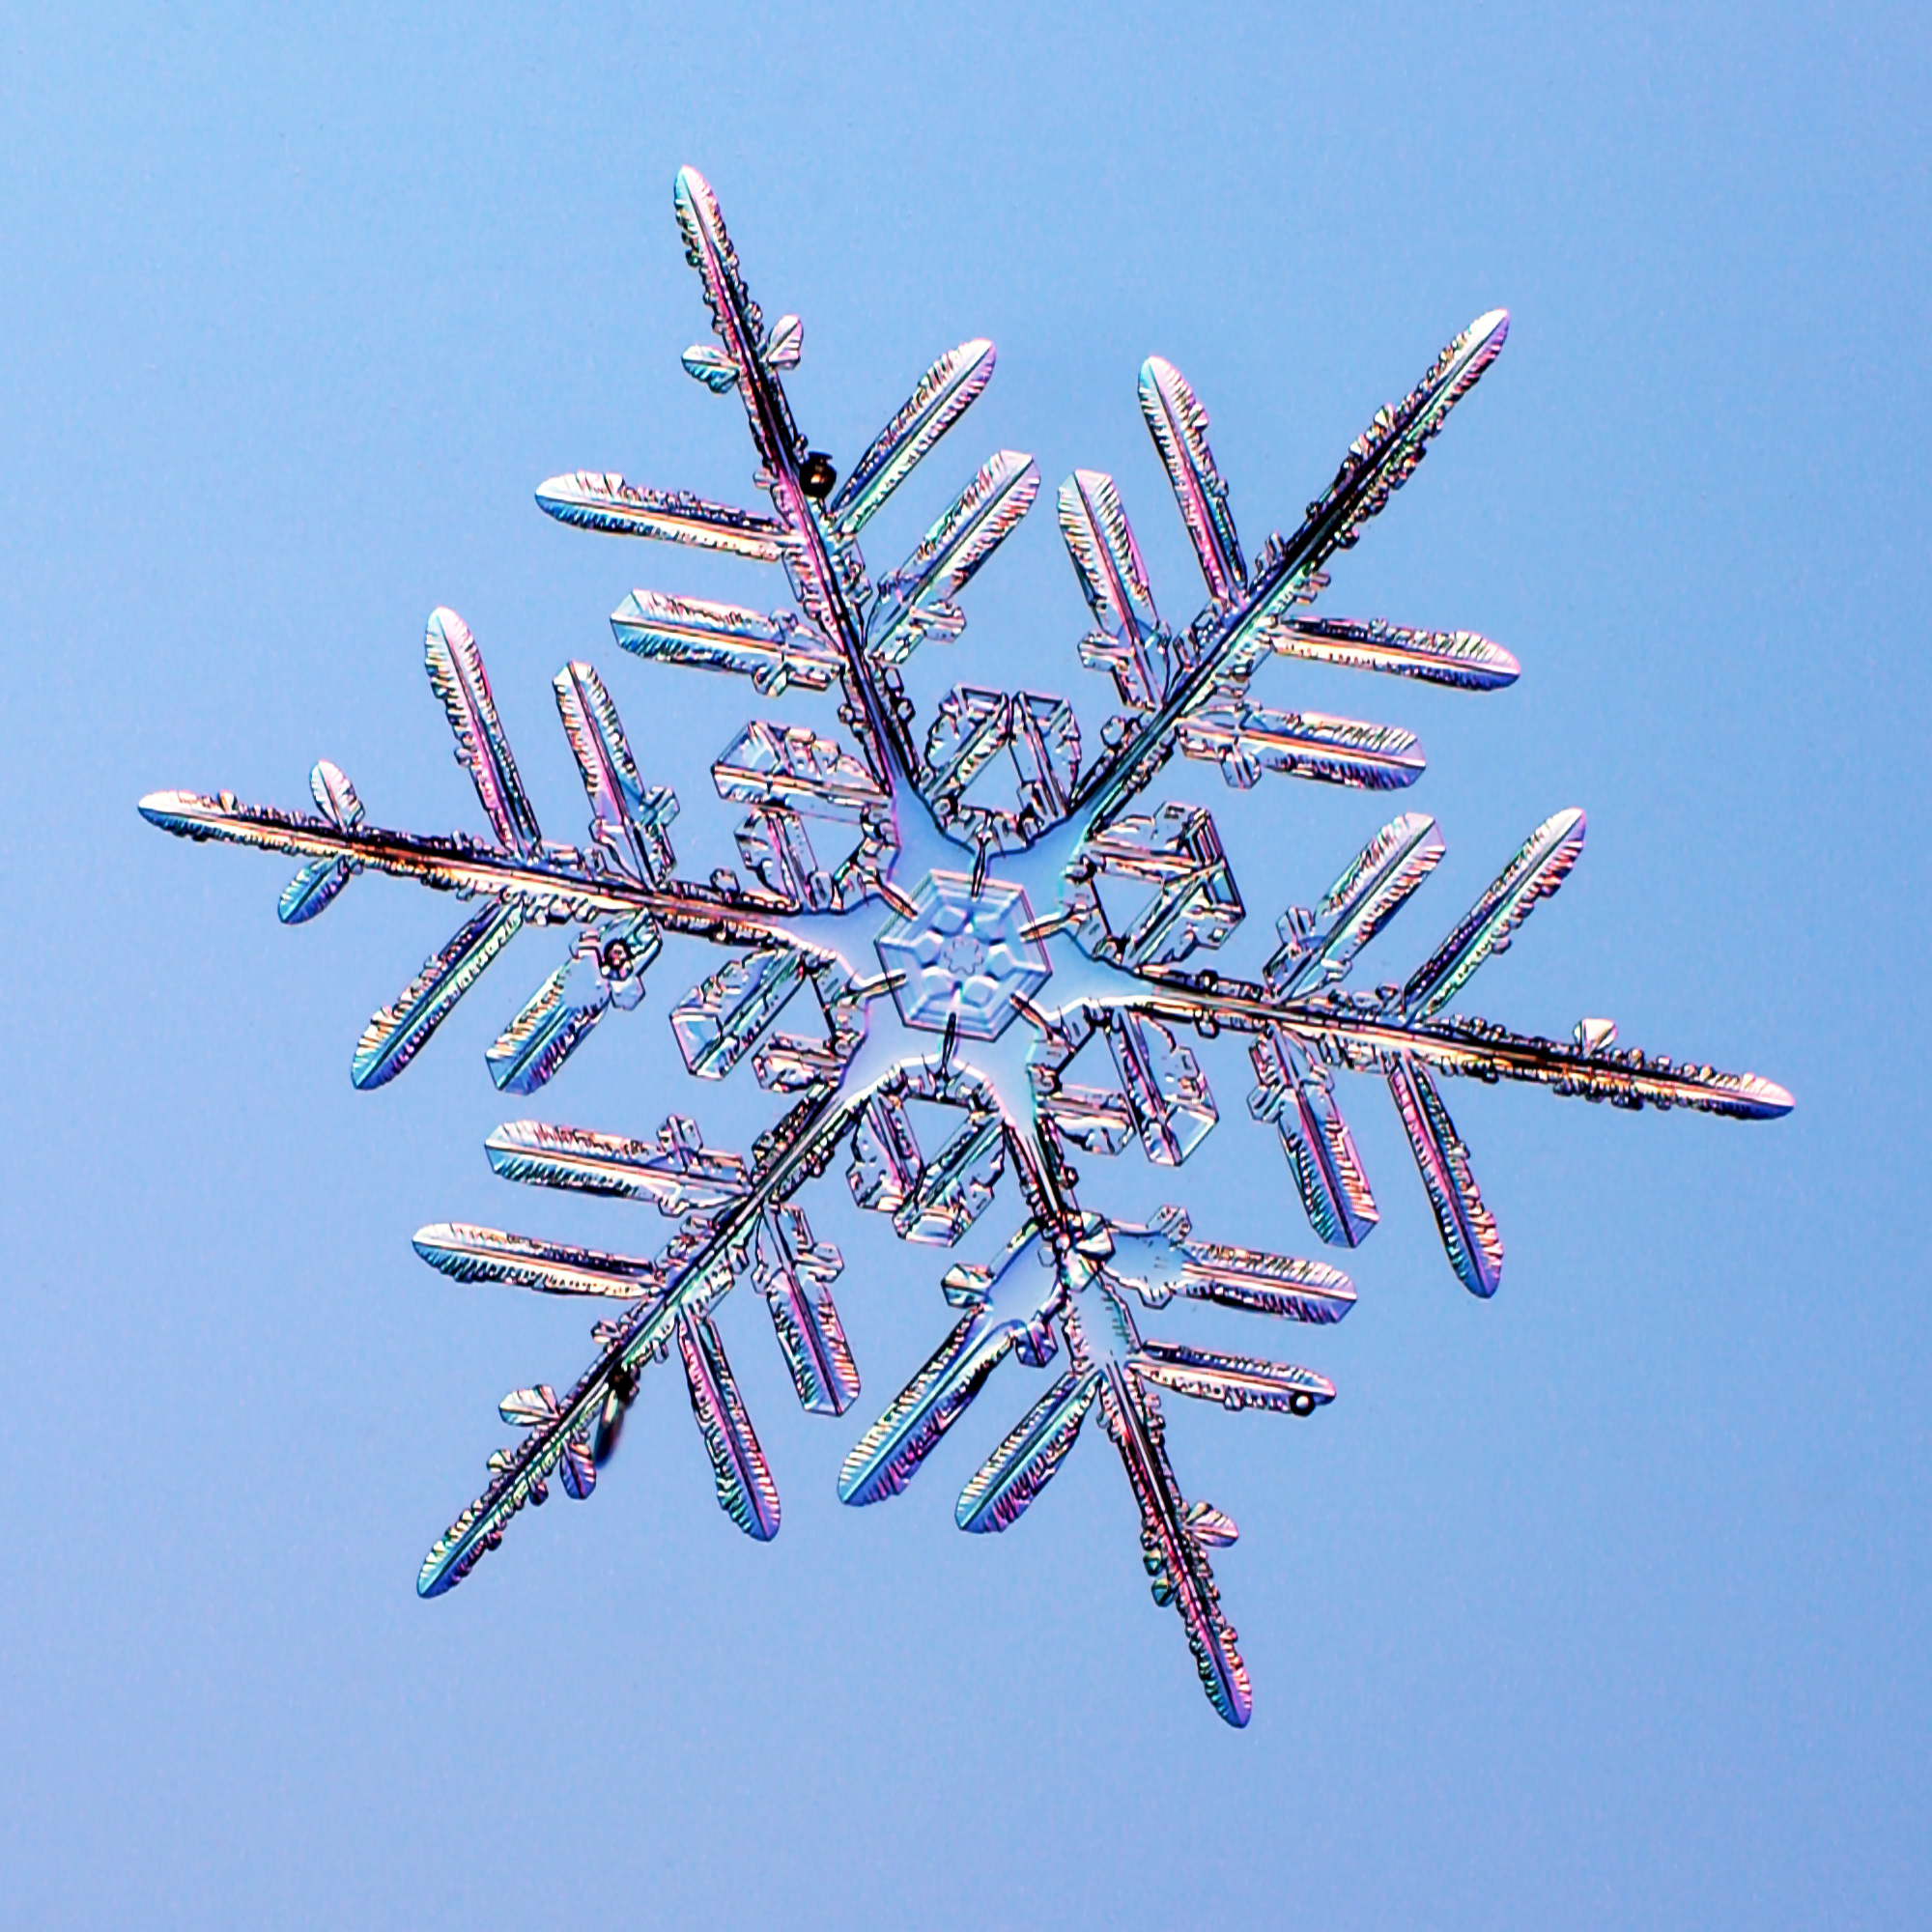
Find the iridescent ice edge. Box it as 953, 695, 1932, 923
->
141, 163, 1790, 1728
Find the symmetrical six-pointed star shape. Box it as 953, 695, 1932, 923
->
142, 166, 1790, 1724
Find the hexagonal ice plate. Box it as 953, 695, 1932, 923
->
874, 869, 1051, 1039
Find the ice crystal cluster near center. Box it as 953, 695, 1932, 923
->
142, 167, 1790, 1725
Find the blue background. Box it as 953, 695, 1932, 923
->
3, 4, 1926, 1925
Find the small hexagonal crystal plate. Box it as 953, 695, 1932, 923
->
874, 869, 1051, 1039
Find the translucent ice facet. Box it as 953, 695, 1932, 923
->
839, 1225, 1062, 1507
754, 1206, 858, 1417
677, 1309, 781, 1541
1139, 356, 1245, 604
485, 1114, 749, 1216
554, 661, 678, 885
353, 902, 524, 1091
867, 449, 1040, 665
1108, 1010, 1218, 1166
832, 338, 996, 537
1066, 803, 1243, 969
1247, 1031, 1380, 1247
610, 589, 840, 695
874, 870, 1051, 1040
1264, 614, 1520, 690
671, 947, 809, 1078
425, 608, 541, 857
1387, 1056, 1503, 1296
956, 1368, 1099, 1533
1402, 809, 1585, 1019
712, 719, 885, 823
536, 473, 790, 558
1099, 1208, 1358, 1323
1265, 811, 1443, 997
1179, 697, 1425, 792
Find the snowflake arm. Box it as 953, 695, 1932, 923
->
414, 1081, 863, 1594
1069, 309, 1514, 838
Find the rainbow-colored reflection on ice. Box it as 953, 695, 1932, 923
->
141, 166, 1790, 1726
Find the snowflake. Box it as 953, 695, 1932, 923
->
141, 166, 1791, 1725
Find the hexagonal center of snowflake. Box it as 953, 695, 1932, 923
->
939, 930, 987, 977
874, 869, 1051, 1039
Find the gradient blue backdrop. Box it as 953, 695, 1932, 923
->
3, 5, 1926, 1925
